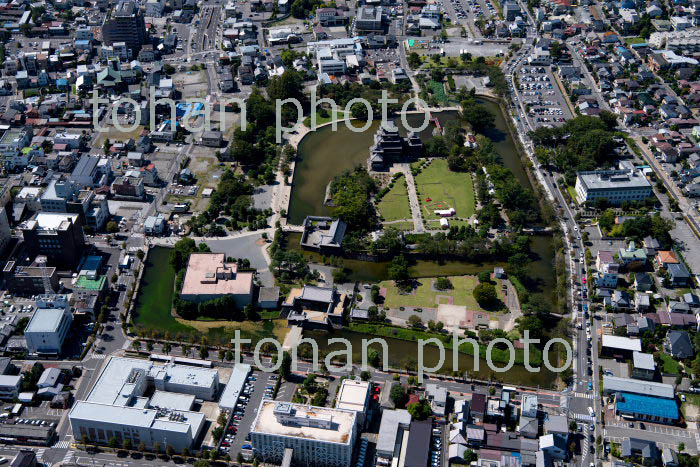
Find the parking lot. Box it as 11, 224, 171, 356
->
221, 371, 279, 460
513, 65, 573, 129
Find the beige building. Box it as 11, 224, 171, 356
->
180, 253, 254, 307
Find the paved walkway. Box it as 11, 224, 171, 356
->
398, 163, 425, 232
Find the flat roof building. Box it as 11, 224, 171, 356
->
180, 253, 254, 308
219, 364, 251, 411
376, 409, 411, 461
335, 379, 370, 426
25, 308, 72, 357
0, 374, 23, 400
68, 357, 218, 452
20, 213, 85, 269
603, 375, 675, 399
250, 400, 358, 466
575, 168, 653, 205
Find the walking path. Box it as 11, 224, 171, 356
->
398, 163, 425, 232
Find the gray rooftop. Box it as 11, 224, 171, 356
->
577, 169, 652, 191
603, 375, 674, 399
376, 409, 411, 456
299, 285, 335, 304
219, 364, 251, 410
25, 309, 67, 334
633, 351, 656, 371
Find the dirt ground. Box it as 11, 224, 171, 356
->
174, 70, 209, 99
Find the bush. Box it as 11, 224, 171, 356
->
473, 282, 499, 308
435, 277, 452, 290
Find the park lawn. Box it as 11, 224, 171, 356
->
625, 37, 646, 45
415, 159, 476, 220
176, 318, 290, 345
303, 110, 348, 128
348, 322, 542, 365
378, 177, 412, 221
380, 275, 501, 312
382, 221, 415, 231
428, 80, 449, 105
659, 353, 682, 375
566, 185, 580, 204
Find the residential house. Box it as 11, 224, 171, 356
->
656, 250, 680, 269
665, 330, 694, 359
668, 263, 691, 287
634, 272, 654, 292
632, 351, 656, 380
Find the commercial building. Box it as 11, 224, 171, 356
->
0, 374, 23, 400
0, 423, 55, 446
575, 168, 653, 205
180, 253, 254, 307
102, 1, 148, 53
601, 335, 642, 359
68, 357, 217, 452
426, 383, 447, 417
376, 409, 411, 462
355, 6, 383, 31
405, 420, 431, 467
218, 364, 251, 411
20, 213, 85, 269
602, 376, 675, 399
614, 392, 679, 424
24, 307, 73, 356
249, 401, 358, 467
283, 285, 346, 329
632, 352, 656, 380
2, 260, 59, 295
335, 379, 370, 426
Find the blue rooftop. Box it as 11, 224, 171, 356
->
616, 392, 679, 420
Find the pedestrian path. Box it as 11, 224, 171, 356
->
91, 353, 106, 360
61, 450, 74, 464
573, 413, 595, 422
34, 449, 45, 460
574, 392, 595, 399
53, 440, 71, 449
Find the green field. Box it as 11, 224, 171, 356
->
659, 353, 682, 375
132, 246, 194, 335
380, 275, 505, 311
382, 221, 415, 231
303, 110, 348, 128
415, 159, 476, 220
428, 80, 449, 105
377, 176, 412, 222
624, 37, 646, 45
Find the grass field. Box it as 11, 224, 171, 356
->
382, 221, 415, 231
659, 353, 682, 375
132, 246, 194, 335
624, 37, 646, 45
428, 80, 449, 105
377, 177, 412, 221
415, 159, 476, 220
303, 110, 348, 128
177, 318, 290, 344
380, 275, 505, 311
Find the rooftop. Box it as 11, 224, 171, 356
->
251, 400, 356, 444
602, 335, 642, 352
633, 351, 656, 370
180, 253, 254, 297
577, 169, 652, 191
616, 392, 679, 420
25, 308, 68, 334
335, 379, 370, 413
603, 375, 674, 399
376, 409, 411, 456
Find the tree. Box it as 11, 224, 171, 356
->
193, 461, 211, 467
20, 22, 32, 36
407, 399, 432, 420
462, 103, 495, 132
163, 342, 172, 354
281, 351, 292, 380
138, 442, 146, 453
122, 438, 132, 451
166, 445, 175, 458
131, 340, 141, 351
106, 221, 119, 233
153, 442, 161, 454
408, 52, 422, 68
360, 370, 371, 381
212, 426, 224, 441
303, 374, 317, 393
199, 345, 209, 359
390, 384, 407, 408
218, 349, 226, 361
388, 255, 410, 283
109, 437, 120, 449
408, 315, 422, 328
473, 282, 499, 308
367, 348, 381, 367
226, 349, 233, 361
435, 277, 452, 290
425, 136, 449, 158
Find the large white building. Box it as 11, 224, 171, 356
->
335, 379, 370, 426
68, 357, 218, 452
575, 168, 653, 205
0, 374, 23, 400
25, 308, 73, 356
250, 401, 358, 467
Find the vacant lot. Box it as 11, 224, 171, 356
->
380, 275, 504, 311
378, 176, 412, 222
415, 159, 476, 220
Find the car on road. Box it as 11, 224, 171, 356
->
588, 382, 593, 390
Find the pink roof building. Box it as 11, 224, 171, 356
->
180, 253, 254, 308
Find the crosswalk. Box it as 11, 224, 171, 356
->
61, 450, 74, 464
34, 449, 45, 460
574, 392, 595, 399
573, 413, 595, 422
582, 424, 590, 455
53, 440, 71, 449
91, 353, 107, 360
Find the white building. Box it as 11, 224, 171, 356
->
575, 168, 653, 205
0, 375, 23, 400
250, 401, 358, 466
376, 409, 411, 462
335, 379, 370, 426
68, 357, 217, 452
25, 308, 73, 356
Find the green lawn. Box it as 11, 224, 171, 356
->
303, 110, 348, 128
415, 159, 476, 220
566, 185, 579, 204
132, 247, 194, 335
380, 275, 505, 311
427, 80, 449, 105
624, 37, 646, 45
378, 176, 412, 222
659, 353, 682, 375
382, 221, 416, 231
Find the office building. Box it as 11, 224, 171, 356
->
249, 401, 358, 467
20, 213, 85, 268
376, 409, 411, 463
69, 357, 217, 451
179, 253, 254, 307
25, 307, 73, 356
575, 168, 653, 205
335, 379, 370, 426
0, 374, 23, 400
102, 1, 148, 53
3, 259, 59, 295
355, 6, 383, 31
